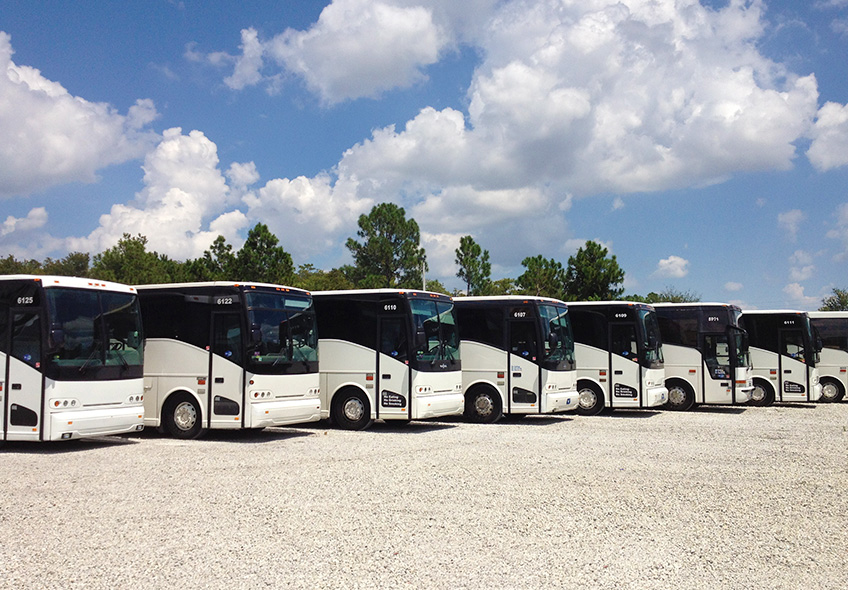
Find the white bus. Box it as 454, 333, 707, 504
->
313, 289, 463, 430
738, 310, 822, 405
136, 282, 320, 438
567, 301, 668, 415
653, 303, 753, 410
808, 311, 847, 402
1, 275, 144, 443
454, 296, 578, 422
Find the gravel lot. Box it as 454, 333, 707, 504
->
2, 402, 846, 590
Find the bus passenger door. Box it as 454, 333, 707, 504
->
779, 329, 809, 402
609, 322, 640, 408
209, 312, 245, 428
378, 316, 410, 419
507, 319, 541, 414
5, 309, 44, 440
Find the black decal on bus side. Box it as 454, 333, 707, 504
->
783, 381, 805, 394
381, 391, 407, 408
614, 383, 637, 398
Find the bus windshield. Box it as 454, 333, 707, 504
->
410, 299, 460, 363
245, 292, 318, 373
538, 304, 575, 370
638, 309, 664, 369
45, 288, 144, 373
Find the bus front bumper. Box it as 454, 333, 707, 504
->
415, 392, 464, 420
545, 390, 579, 413
249, 398, 322, 428
645, 385, 669, 408
49, 406, 145, 441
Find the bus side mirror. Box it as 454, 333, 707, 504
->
49, 327, 65, 350
548, 332, 560, 348
647, 334, 658, 348
414, 328, 427, 349
250, 324, 262, 344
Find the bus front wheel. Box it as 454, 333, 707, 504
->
576, 382, 605, 416
331, 389, 373, 431
162, 394, 204, 439
749, 380, 775, 407
465, 387, 502, 423
819, 378, 845, 403
665, 380, 695, 411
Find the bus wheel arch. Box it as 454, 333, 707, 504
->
464, 384, 503, 424
331, 386, 373, 431
665, 379, 695, 411
749, 378, 775, 407
819, 377, 845, 403
162, 391, 204, 439
576, 380, 605, 416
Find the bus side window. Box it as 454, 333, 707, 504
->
213, 315, 242, 364
703, 334, 730, 379
380, 317, 407, 361
782, 330, 805, 362
510, 321, 538, 360
610, 324, 638, 361
11, 312, 41, 367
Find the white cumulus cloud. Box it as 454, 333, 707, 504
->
778, 209, 806, 242
724, 281, 743, 292
807, 102, 848, 171
68, 128, 248, 259
654, 255, 689, 278
0, 32, 159, 198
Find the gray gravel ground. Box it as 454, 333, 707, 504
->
2, 402, 847, 590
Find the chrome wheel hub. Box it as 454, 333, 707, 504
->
174, 401, 197, 431
578, 388, 597, 409
474, 394, 494, 417
668, 386, 686, 406
343, 398, 365, 422
821, 382, 839, 401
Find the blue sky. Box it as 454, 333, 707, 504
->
2, 0, 848, 308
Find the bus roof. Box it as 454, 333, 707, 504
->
652, 302, 741, 309
134, 281, 310, 296
454, 295, 568, 306
0, 274, 137, 294
740, 309, 808, 315
313, 288, 452, 300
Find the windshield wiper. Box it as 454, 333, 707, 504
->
78, 345, 102, 374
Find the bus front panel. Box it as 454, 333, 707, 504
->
409, 368, 463, 420
245, 372, 320, 427
44, 378, 144, 440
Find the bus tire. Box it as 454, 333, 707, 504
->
331, 388, 373, 431
748, 379, 775, 407
819, 378, 845, 403
665, 379, 695, 411
464, 386, 502, 423
162, 393, 204, 439
576, 381, 605, 416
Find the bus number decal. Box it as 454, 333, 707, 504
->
614, 313, 627, 318
513, 310, 527, 318
707, 316, 720, 322
16, 296, 34, 305
783, 320, 796, 326
383, 304, 397, 311
216, 297, 233, 305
